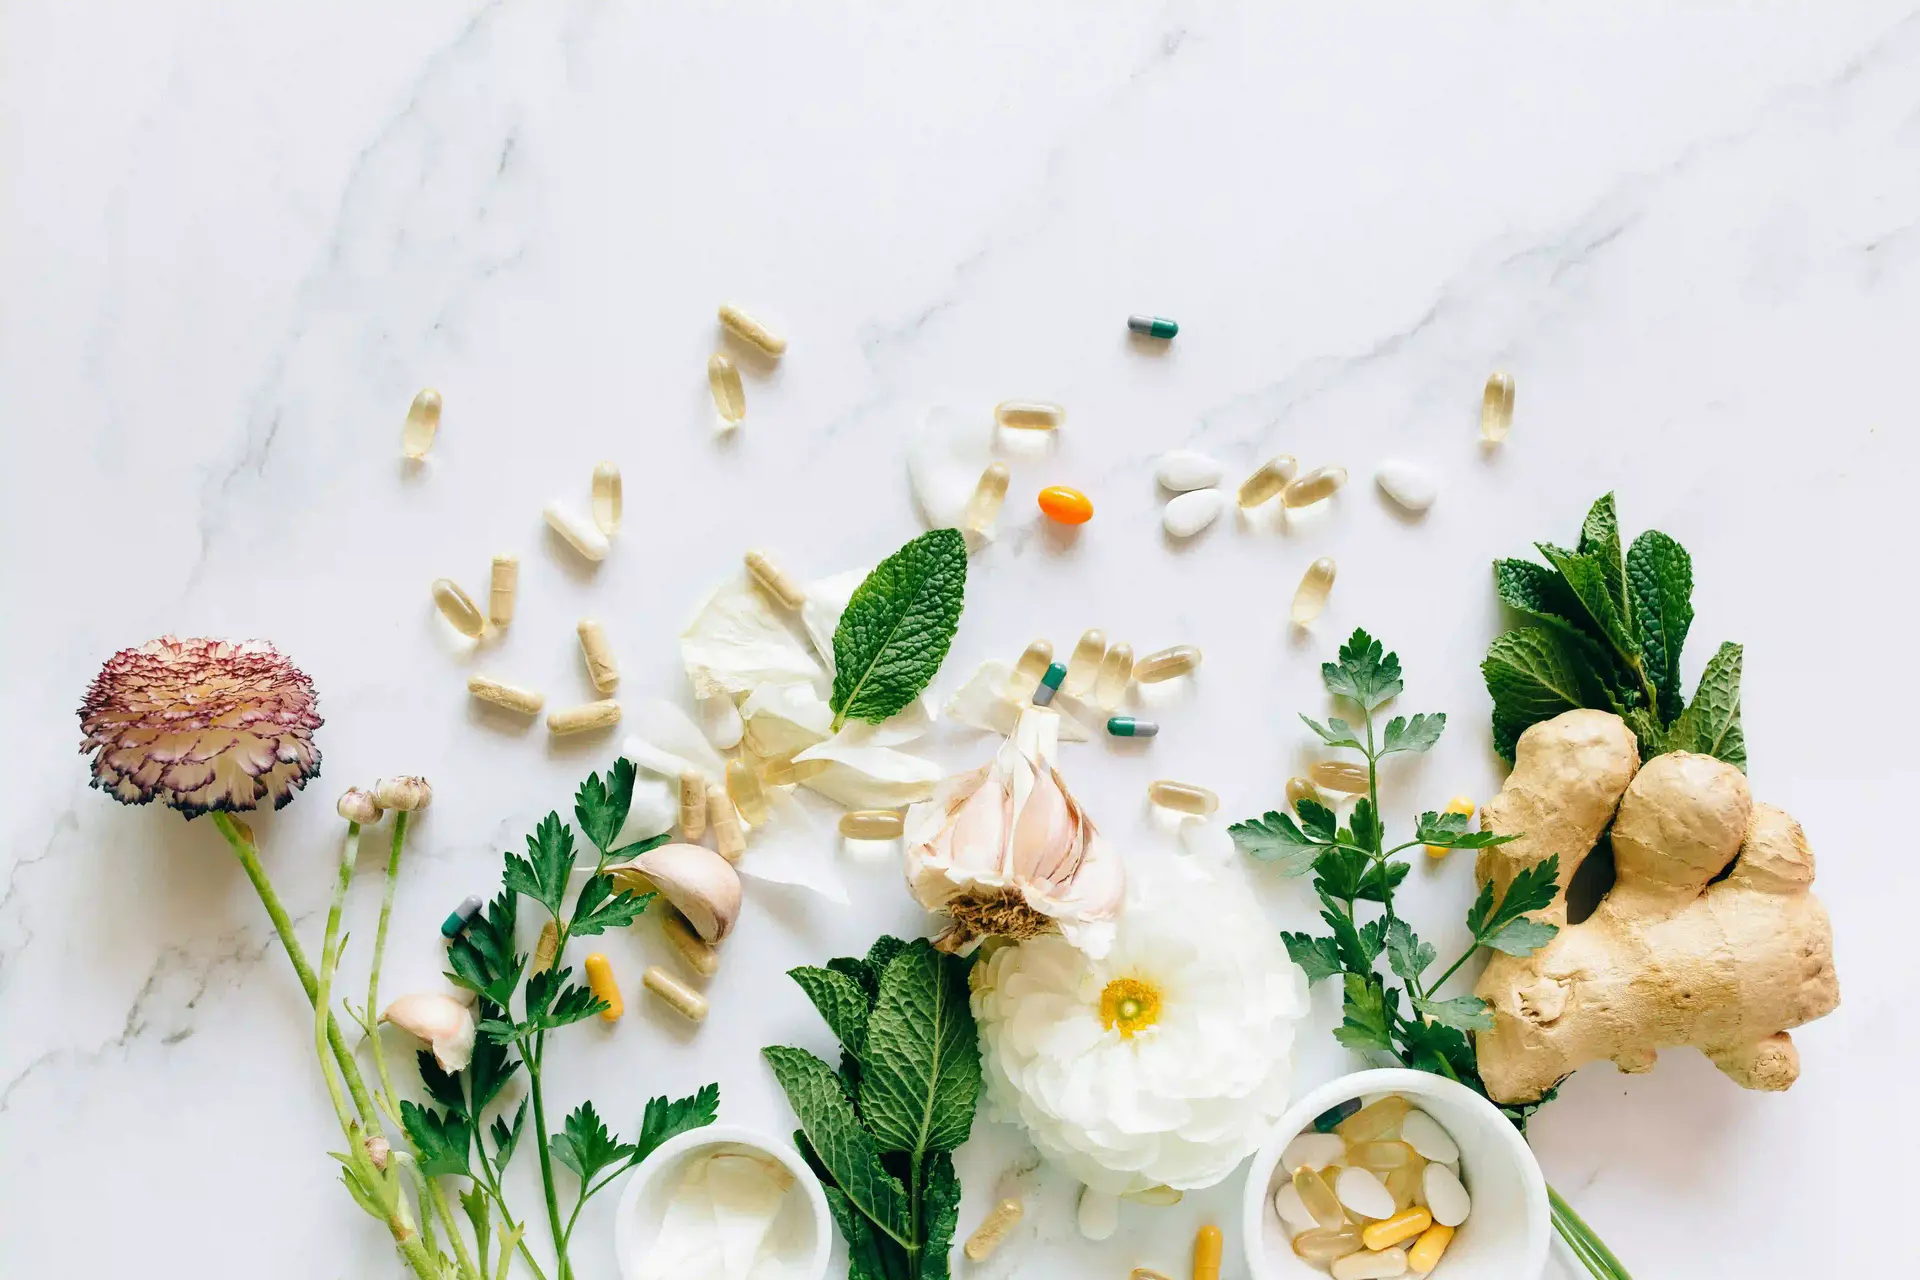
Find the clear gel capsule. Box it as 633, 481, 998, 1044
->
467, 674, 544, 715
1006, 638, 1054, 698
547, 700, 621, 736
1148, 780, 1218, 815
1286, 776, 1325, 812
717, 303, 787, 356
1064, 629, 1107, 695
401, 389, 442, 460
1292, 1226, 1365, 1264
643, 965, 708, 1022
744, 549, 806, 610
431, 578, 485, 637
840, 809, 905, 840
1107, 716, 1158, 738
1291, 557, 1338, 624
1336, 1094, 1412, 1143
1282, 465, 1348, 509
963, 462, 1011, 534
760, 755, 829, 787
994, 400, 1065, 431
1311, 760, 1371, 794
708, 353, 746, 424
488, 554, 518, 627
726, 758, 767, 825
1033, 661, 1067, 706
1293, 1167, 1348, 1231
1094, 643, 1134, 710
1133, 644, 1201, 682
1127, 314, 1179, 340
592, 461, 622, 535
576, 619, 619, 693
1481, 371, 1515, 443
1237, 455, 1297, 508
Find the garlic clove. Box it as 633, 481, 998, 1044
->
379, 993, 475, 1072
617, 842, 742, 943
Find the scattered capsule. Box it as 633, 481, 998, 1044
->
1037, 485, 1094, 525
488, 554, 518, 627
1407, 1223, 1454, 1274
1481, 371, 1515, 443
1107, 716, 1158, 738
679, 771, 707, 840
1147, 780, 1218, 816
1005, 638, 1055, 698
1291, 557, 1339, 624
401, 388, 442, 460
576, 619, 619, 693
1133, 644, 1201, 683
544, 501, 610, 562
584, 953, 623, 1022
440, 894, 484, 940
1236, 454, 1298, 508
662, 908, 719, 978
1128, 314, 1179, 340
717, 303, 787, 356
431, 578, 486, 638
708, 785, 746, 861
839, 809, 905, 840
1335, 1167, 1396, 1221
1311, 759, 1371, 794
1420, 1163, 1470, 1227
1349, 1141, 1421, 1173
963, 1198, 1024, 1262
1292, 1167, 1347, 1231
1424, 797, 1477, 859
1313, 1096, 1362, 1133
530, 919, 560, 975
1384, 1162, 1426, 1214
995, 400, 1065, 431
1331, 1246, 1409, 1280
725, 758, 767, 826
1337, 1095, 1412, 1143
761, 755, 829, 787
1032, 661, 1067, 706
592, 461, 622, 535
1075, 1187, 1119, 1241
1281, 1131, 1347, 1174
707, 353, 746, 425
547, 700, 621, 736
1064, 629, 1107, 695
1282, 465, 1349, 509
468, 674, 545, 716
1287, 776, 1326, 813
963, 462, 1011, 536
1192, 1224, 1222, 1280
643, 965, 708, 1022
744, 549, 806, 610
1292, 1226, 1365, 1263
1094, 643, 1134, 710
1400, 1110, 1460, 1163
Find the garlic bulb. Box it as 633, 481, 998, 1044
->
902, 705, 1125, 957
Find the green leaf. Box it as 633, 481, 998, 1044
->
790, 966, 873, 1057
606, 832, 671, 862
459, 1186, 489, 1256
1323, 908, 1380, 973
1348, 798, 1384, 854
550, 1101, 635, 1183
1386, 919, 1435, 983
569, 875, 653, 937
826, 956, 879, 1002
1229, 810, 1321, 875
1322, 629, 1404, 711
1332, 973, 1396, 1054
1671, 641, 1745, 770
829, 529, 968, 728
1355, 859, 1409, 903
525, 966, 608, 1030
858, 940, 980, 1157
491, 1098, 528, 1168
1469, 855, 1562, 956
1494, 558, 1593, 639
574, 759, 636, 856
819, 1179, 905, 1280
1536, 542, 1637, 665
764, 1046, 912, 1245
400, 1101, 471, 1177
917, 1151, 963, 1280
462, 1004, 518, 1116
634, 1083, 720, 1166
1412, 994, 1496, 1032
503, 813, 578, 918
1412, 810, 1517, 850
1401, 1018, 1479, 1083
865, 936, 909, 980
1380, 712, 1445, 756
1283, 932, 1344, 983
1625, 530, 1694, 721
417, 1048, 465, 1115
445, 892, 523, 1009
1484, 917, 1560, 956
1482, 626, 1614, 761
1312, 846, 1372, 902
1296, 798, 1338, 842
1577, 492, 1628, 621
1300, 715, 1364, 750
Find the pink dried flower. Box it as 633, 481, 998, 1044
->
77, 636, 323, 818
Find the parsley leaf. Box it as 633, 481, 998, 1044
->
567, 873, 652, 937
1228, 810, 1321, 875
1386, 919, 1435, 983
491, 1098, 529, 1167
1412, 809, 1517, 850
573, 759, 636, 857
1411, 993, 1496, 1032
503, 813, 577, 918
633, 1084, 720, 1166
444, 891, 522, 1009
1296, 798, 1338, 842
829, 529, 968, 729
1467, 855, 1561, 957
1300, 714, 1365, 750
1379, 711, 1445, 756
1333, 973, 1397, 1054
400, 1101, 471, 1177
1283, 932, 1344, 983
1322, 629, 1404, 711
549, 1101, 634, 1182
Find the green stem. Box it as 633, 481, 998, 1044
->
425, 1174, 480, 1280
1549, 1184, 1632, 1279
365, 811, 410, 1133
528, 1036, 569, 1280
476, 1157, 552, 1280
313, 824, 361, 1133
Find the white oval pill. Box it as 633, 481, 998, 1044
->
1155, 449, 1224, 492
1374, 459, 1437, 513
1335, 1166, 1395, 1220
1422, 1162, 1471, 1227
1273, 1182, 1317, 1234
1400, 1109, 1459, 1163
1162, 487, 1226, 537
1281, 1132, 1347, 1174
696, 694, 744, 750
1075, 1186, 1119, 1240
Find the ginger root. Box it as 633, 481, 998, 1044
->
1472, 709, 1839, 1103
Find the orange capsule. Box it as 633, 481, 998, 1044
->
1037, 486, 1094, 524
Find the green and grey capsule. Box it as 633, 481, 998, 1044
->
1033, 661, 1068, 706
1106, 716, 1158, 738
441, 894, 484, 940
1128, 315, 1179, 340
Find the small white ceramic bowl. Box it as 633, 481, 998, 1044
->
1241, 1068, 1548, 1280
614, 1124, 832, 1280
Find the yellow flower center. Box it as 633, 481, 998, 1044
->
1098, 977, 1163, 1039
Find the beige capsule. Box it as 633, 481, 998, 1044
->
761, 755, 829, 787
401, 388, 442, 460
1133, 644, 1200, 682
963, 462, 1011, 535
1236, 454, 1297, 508
1147, 780, 1218, 816
1481, 371, 1515, 443
467, 674, 544, 716
1063, 628, 1106, 696
707, 353, 746, 424
431, 578, 485, 638
642, 965, 708, 1022
591, 462, 622, 535
744, 549, 806, 610
547, 700, 621, 736
1311, 760, 1371, 795
718, 303, 787, 356
661, 908, 719, 978
576, 619, 619, 693
530, 919, 561, 976
1094, 643, 1134, 711
679, 771, 708, 840
994, 400, 1065, 431
708, 786, 746, 862
488, 555, 518, 627
1282, 466, 1348, 509
963, 1198, 1024, 1262
725, 758, 767, 825
839, 809, 905, 840
1291, 557, 1338, 624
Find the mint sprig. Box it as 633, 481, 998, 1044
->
829, 529, 968, 730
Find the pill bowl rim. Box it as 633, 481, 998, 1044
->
1239, 1066, 1548, 1280
613, 1122, 832, 1280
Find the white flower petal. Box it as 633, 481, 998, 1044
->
680, 572, 826, 701
609, 771, 678, 850
907, 404, 997, 532
800, 569, 867, 670
739, 681, 834, 758
795, 743, 944, 809
945, 661, 1090, 741
624, 700, 728, 783
735, 787, 848, 904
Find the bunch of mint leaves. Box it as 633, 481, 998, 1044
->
1483, 492, 1744, 769
764, 936, 981, 1280
422, 760, 719, 1279
829, 528, 968, 731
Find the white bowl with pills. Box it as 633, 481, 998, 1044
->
614, 1124, 831, 1280
1241, 1068, 1548, 1280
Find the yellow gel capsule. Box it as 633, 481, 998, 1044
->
1006, 638, 1054, 698
1349, 1141, 1420, 1172
1094, 643, 1134, 711
995, 399, 1065, 430
1311, 760, 1371, 795
1292, 1226, 1365, 1263
1037, 485, 1094, 524
963, 462, 1011, 535
708, 353, 745, 424
1481, 371, 1515, 443
1064, 629, 1106, 695
431, 578, 486, 637
726, 758, 767, 825
488, 554, 518, 627
760, 755, 829, 787
1407, 1222, 1454, 1274
401, 388, 442, 460
1336, 1094, 1412, 1143
1293, 1166, 1347, 1231
1425, 795, 1477, 858
1236, 454, 1297, 508
1192, 1224, 1222, 1280
1286, 776, 1325, 812
1133, 644, 1200, 682
1148, 779, 1218, 815
584, 953, 622, 1022
1385, 1159, 1426, 1212
1282, 465, 1348, 509
643, 965, 708, 1022
1291, 557, 1338, 624
840, 809, 905, 840
592, 461, 622, 535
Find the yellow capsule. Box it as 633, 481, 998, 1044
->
725, 758, 767, 825
1005, 638, 1054, 698
1147, 780, 1218, 816
1094, 643, 1134, 711
1192, 1224, 1222, 1280
963, 462, 1011, 536
1425, 795, 1477, 858
467, 674, 544, 716
643, 965, 708, 1022
1291, 557, 1338, 624
679, 771, 707, 840
1292, 1225, 1365, 1263
488, 554, 518, 627
840, 809, 904, 840
431, 578, 486, 637
662, 908, 719, 978
707, 353, 746, 424
994, 399, 1064, 431
1292, 1166, 1348, 1231
1336, 1094, 1412, 1143
708, 786, 746, 862
592, 461, 622, 535
963, 1198, 1024, 1262
584, 953, 623, 1022
1361, 1206, 1432, 1253
1133, 644, 1201, 682
1407, 1222, 1454, 1274
1236, 454, 1298, 508
1064, 628, 1106, 696
717, 302, 787, 356
547, 700, 621, 736
1481, 371, 1515, 443
1311, 760, 1371, 795
1282, 465, 1349, 509
1286, 776, 1325, 812
1349, 1141, 1420, 1173
401, 388, 442, 460
530, 919, 560, 976
576, 619, 619, 693
743, 549, 806, 610
760, 755, 829, 787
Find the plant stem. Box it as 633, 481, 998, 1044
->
1549, 1184, 1633, 1279
528, 1034, 569, 1280
365, 811, 410, 1127
314, 823, 361, 1133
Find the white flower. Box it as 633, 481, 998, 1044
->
971, 858, 1309, 1194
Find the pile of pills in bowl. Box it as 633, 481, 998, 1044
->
1270, 1094, 1470, 1278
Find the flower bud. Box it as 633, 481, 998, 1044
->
337, 787, 383, 825
372, 776, 433, 812
363, 1134, 391, 1171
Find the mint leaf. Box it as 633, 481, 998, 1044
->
1380, 712, 1444, 755
503, 813, 577, 918
917, 1152, 962, 1280
1386, 919, 1435, 983
1482, 626, 1613, 761
829, 529, 968, 729
1536, 543, 1636, 663
1300, 714, 1364, 750
634, 1084, 720, 1166
1283, 932, 1344, 983
1626, 530, 1694, 721
400, 1101, 471, 1177
1494, 558, 1595, 641
1672, 641, 1745, 771
1229, 810, 1320, 876
865, 935, 909, 978
569, 874, 652, 937
789, 966, 872, 1056
574, 759, 636, 856
858, 941, 980, 1157
1332, 973, 1396, 1054
764, 1046, 912, 1245
1323, 629, 1403, 710
1577, 492, 1628, 621
1411, 993, 1495, 1032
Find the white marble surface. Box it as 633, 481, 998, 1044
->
4, 3, 1918, 1276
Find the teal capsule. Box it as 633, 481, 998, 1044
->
441, 894, 484, 939
1106, 716, 1159, 738
1033, 661, 1068, 706
1312, 1096, 1362, 1134
1127, 314, 1178, 340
